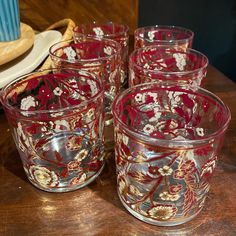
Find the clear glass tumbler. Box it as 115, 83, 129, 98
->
49, 37, 121, 125
73, 22, 129, 86
0, 69, 105, 192
134, 25, 194, 50
129, 46, 208, 87
112, 81, 231, 226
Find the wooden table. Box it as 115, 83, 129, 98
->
0, 65, 235, 235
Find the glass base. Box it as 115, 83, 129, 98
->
118, 192, 203, 226
28, 162, 105, 193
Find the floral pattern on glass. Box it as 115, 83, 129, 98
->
2, 70, 105, 192
129, 46, 208, 87
134, 25, 194, 50
73, 22, 129, 85
112, 82, 231, 225
49, 38, 121, 121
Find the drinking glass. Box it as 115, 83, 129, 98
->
0, 69, 105, 192
73, 22, 129, 86
134, 25, 194, 50
112, 81, 231, 226
49, 37, 121, 125
129, 46, 208, 87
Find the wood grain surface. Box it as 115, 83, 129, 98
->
19, 0, 138, 33
0, 1, 235, 235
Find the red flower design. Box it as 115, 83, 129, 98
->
173, 169, 186, 179
169, 184, 182, 194
148, 165, 160, 177
25, 123, 41, 135
195, 146, 213, 156
180, 160, 196, 173
38, 85, 53, 104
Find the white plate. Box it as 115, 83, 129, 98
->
0, 30, 62, 88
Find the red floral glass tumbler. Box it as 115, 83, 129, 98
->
50, 38, 121, 125
134, 25, 194, 50
1, 69, 105, 192
129, 46, 208, 87
73, 22, 129, 85
112, 82, 231, 226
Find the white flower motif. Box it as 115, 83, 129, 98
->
147, 92, 158, 103
148, 204, 176, 220
159, 191, 180, 201
66, 136, 82, 151
134, 93, 145, 104
67, 161, 81, 171
87, 79, 98, 96
149, 107, 161, 122
69, 78, 79, 88
20, 96, 37, 111
52, 120, 70, 132
159, 191, 171, 201
169, 194, 180, 202
143, 63, 150, 69
29, 165, 59, 188
148, 31, 155, 41
64, 47, 77, 61
196, 127, 204, 137
74, 149, 88, 162
53, 87, 63, 96
173, 53, 186, 71
167, 91, 183, 110
104, 46, 113, 55
93, 27, 104, 37
168, 91, 182, 103
158, 166, 173, 176
143, 124, 155, 134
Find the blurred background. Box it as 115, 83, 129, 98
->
19, 0, 236, 82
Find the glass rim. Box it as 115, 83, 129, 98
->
1, 68, 104, 116
129, 46, 209, 76
73, 21, 129, 37
134, 25, 194, 43
49, 37, 122, 64
112, 81, 231, 147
